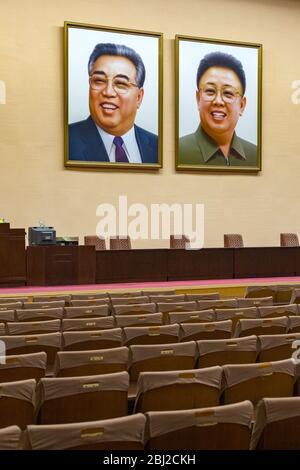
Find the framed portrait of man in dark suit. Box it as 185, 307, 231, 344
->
64, 22, 163, 170
175, 35, 262, 173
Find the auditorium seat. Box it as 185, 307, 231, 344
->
33, 295, 71, 303
0, 310, 15, 322
288, 316, 300, 333
197, 299, 238, 310
196, 336, 258, 368
0, 379, 36, 429
0, 297, 28, 304
0, 323, 6, 335
234, 317, 289, 337
185, 292, 220, 301
258, 333, 300, 362
62, 328, 122, 351
150, 294, 185, 303
111, 296, 150, 308
0, 426, 21, 450
280, 233, 299, 247
64, 305, 109, 318
223, 359, 295, 405
237, 296, 273, 307
180, 320, 232, 342
245, 285, 277, 301
109, 291, 142, 298
167, 309, 215, 324
84, 235, 106, 251
123, 324, 180, 346
37, 371, 129, 424
141, 289, 176, 296
7, 320, 61, 335
69, 299, 109, 307
109, 236, 131, 250
115, 313, 163, 328
24, 414, 146, 450
23, 301, 65, 310
62, 316, 114, 332
113, 302, 155, 316
146, 401, 253, 450
215, 307, 257, 330
0, 302, 22, 312
224, 234, 244, 248
259, 304, 298, 318
0, 332, 61, 366
169, 234, 190, 249
54, 347, 129, 377
129, 341, 196, 382
134, 366, 222, 413
0, 352, 47, 383
16, 308, 64, 322
71, 292, 109, 301
251, 397, 300, 449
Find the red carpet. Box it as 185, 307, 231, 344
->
0, 276, 300, 295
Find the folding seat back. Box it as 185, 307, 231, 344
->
111, 296, 149, 307
63, 328, 122, 351
258, 333, 300, 362
288, 316, 300, 333
109, 291, 142, 298
234, 317, 288, 337
197, 299, 238, 311
0, 323, 6, 335
54, 347, 129, 377
141, 290, 176, 296
0, 297, 28, 304
167, 310, 215, 325
0, 302, 22, 311
290, 288, 300, 304
71, 292, 109, 301
69, 299, 109, 307
215, 307, 257, 330
24, 414, 146, 450
64, 305, 109, 318
237, 297, 273, 307
146, 401, 253, 450
245, 286, 277, 301
0, 310, 15, 323
7, 320, 61, 335
0, 379, 36, 429
197, 336, 258, 368
223, 359, 295, 405
37, 371, 129, 424
16, 307, 64, 322
0, 332, 61, 366
251, 397, 300, 450
135, 366, 222, 413
33, 295, 71, 303
130, 341, 196, 382
0, 426, 21, 450
113, 303, 156, 316
275, 285, 294, 305
150, 294, 186, 303
62, 316, 114, 332
259, 304, 297, 318
123, 324, 180, 346
0, 352, 47, 383
185, 292, 220, 301
115, 313, 163, 328
23, 301, 65, 310
180, 320, 232, 342
156, 302, 197, 316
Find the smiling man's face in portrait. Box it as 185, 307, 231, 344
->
89, 55, 144, 136
196, 66, 246, 143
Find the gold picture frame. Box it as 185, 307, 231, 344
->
64, 21, 163, 170
175, 35, 262, 172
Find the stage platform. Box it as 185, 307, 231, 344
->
1, 276, 300, 299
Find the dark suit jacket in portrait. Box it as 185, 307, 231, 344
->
179, 125, 257, 167
69, 116, 158, 163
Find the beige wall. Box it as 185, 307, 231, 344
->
1, 0, 300, 248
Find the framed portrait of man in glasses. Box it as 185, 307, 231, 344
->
175, 35, 262, 172
64, 22, 163, 170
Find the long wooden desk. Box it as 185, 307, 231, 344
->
25, 246, 300, 286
